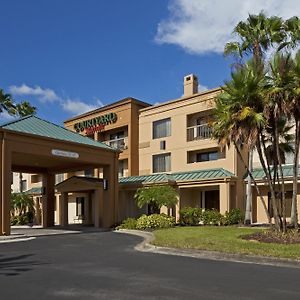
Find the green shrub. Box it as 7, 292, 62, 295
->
179, 207, 203, 226
136, 214, 175, 230
223, 208, 243, 225
202, 209, 223, 226
116, 218, 137, 230
10, 215, 29, 226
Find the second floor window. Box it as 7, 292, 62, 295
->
153, 118, 171, 139
196, 151, 219, 162
153, 153, 171, 173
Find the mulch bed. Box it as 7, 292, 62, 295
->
241, 230, 300, 244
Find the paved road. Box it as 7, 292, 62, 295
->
0, 231, 300, 300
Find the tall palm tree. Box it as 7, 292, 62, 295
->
290, 49, 300, 227
223, 13, 287, 226
213, 59, 271, 223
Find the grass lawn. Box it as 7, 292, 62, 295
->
153, 226, 300, 259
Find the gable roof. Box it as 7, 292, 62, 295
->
0, 115, 116, 151
119, 168, 235, 185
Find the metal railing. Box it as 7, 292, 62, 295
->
187, 124, 213, 141
104, 137, 128, 150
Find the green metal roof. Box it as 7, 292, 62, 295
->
251, 165, 300, 180
24, 187, 42, 195
1, 115, 115, 151
119, 168, 235, 185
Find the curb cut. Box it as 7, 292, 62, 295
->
115, 229, 300, 269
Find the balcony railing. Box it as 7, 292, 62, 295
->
104, 137, 128, 150
187, 124, 213, 141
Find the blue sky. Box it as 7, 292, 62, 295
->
0, 0, 298, 125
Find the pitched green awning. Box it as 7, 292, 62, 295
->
24, 187, 42, 195
251, 165, 300, 180
1, 115, 116, 151
119, 168, 235, 185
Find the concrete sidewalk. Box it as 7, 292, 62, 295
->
0, 225, 109, 243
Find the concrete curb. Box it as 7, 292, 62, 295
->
115, 229, 300, 269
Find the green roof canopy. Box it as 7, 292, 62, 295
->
1, 115, 115, 151
251, 165, 300, 180
119, 168, 235, 185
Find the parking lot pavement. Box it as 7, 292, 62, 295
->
0, 231, 300, 299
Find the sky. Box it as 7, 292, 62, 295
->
0, 0, 299, 125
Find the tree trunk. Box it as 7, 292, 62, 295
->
274, 121, 287, 233
245, 149, 253, 225
234, 142, 271, 223
256, 138, 282, 231
291, 121, 300, 228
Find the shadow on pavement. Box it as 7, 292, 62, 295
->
0, 253, 46, 277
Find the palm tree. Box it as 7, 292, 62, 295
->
290, 49, 300, 227
16, 101, 36, 117
212, 59, 271, 224
223, 13, 287, 226
0, 89, 16, 117
225, 13, 285, 64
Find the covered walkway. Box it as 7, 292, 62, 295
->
0, 115, 119, 235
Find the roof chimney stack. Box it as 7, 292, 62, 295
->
183, 74, 198, 97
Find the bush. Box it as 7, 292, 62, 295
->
136, 214, 175, 230
116, 218, 137, 230
223, 208, 243, 225
202, 209, 223, 226
179, 207, 203, 226
10, 215, 29, 226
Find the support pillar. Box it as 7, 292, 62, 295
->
219, 182, 230, 214
42, 173, 55, 228
83, 193, 90, 225
103, 158, 119, 227
1, 137, 11, 235
94, 188, 104, 228
59, 192, 68, 226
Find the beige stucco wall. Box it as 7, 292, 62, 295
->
253, 182, 300, 223
138, 89, 239, 175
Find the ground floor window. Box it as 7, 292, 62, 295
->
204, 190, 220, 211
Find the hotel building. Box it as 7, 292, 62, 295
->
10, 74, 300, 227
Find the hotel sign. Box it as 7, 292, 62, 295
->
51, 149, 79, 159
74, 112, 117, 135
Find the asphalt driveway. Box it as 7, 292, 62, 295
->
0, 231, 300, 299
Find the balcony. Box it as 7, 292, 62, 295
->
187, 124, 213, 141
104, 137, 128, 150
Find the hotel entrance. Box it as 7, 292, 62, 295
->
0, 116, 119, 235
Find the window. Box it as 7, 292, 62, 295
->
153, 153, 171, 173
84, 169, 94, 177
110, 131, 124, 140
21, 180, 27, 192
118, 160, 125, 178
196, 151, 219, 162
76, 197, 85, 216
153, 118, 171, 139
55, 173, 64, 184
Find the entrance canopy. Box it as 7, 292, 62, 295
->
0, 115, 119, 235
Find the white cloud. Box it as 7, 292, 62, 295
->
155, 0, 300, 55
9, 84, 60, 103
198, 84, 208, 92
9, 84, 103, 116
60, 99, 98, 115
0, 111, 17, 123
